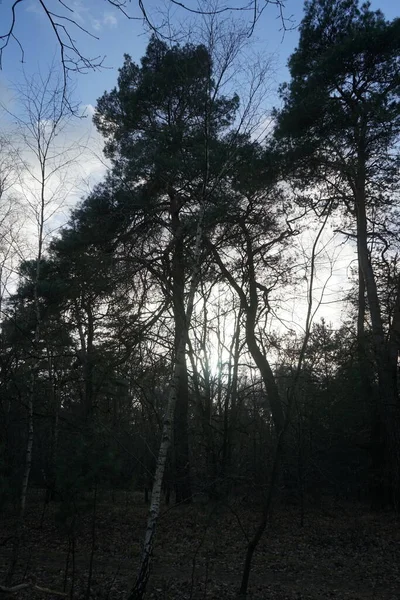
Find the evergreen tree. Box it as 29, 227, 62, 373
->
275, 0, 400, 508
93, 35, 241, 504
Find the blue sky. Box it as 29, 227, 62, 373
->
0, 0, 398, 114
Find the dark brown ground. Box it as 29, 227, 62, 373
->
1, 492, 399, 599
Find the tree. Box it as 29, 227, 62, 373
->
3, 70, 85, 584
206, 161, 293, 434
93, 35, 244, 504
275, 0, 400, 508
203, 145, 332, 595
0, 135, 24, 322
88, 31, 280, 597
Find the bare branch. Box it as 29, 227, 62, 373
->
0, 0, 290, 106
0, 0, 25, 68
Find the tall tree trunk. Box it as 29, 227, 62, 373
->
355, 174, 400, 508
75, 300, 95, 423
45, 351, 60, 503
221, 307, 241, 477
171, 200, 192, 504
83, 301, 95, 421
202, 293, 214, 479
173, 341, 191, 504
357, 262, 377, 498
6, 179, 43, 585
389, 275, 400, 384
357, 263, 374, 399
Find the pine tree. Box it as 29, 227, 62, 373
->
275, 0, 400, 508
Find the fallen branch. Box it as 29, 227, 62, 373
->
0, 582, 67, 596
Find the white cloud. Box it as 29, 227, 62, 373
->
69, 0, 91, 25
88, 11, 118, 33
103, 12, 118, 27
25, 2, 118, 36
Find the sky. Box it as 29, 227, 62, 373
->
0, 0, 398, 114
0, 0, 399, 327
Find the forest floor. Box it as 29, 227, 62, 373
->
0, 492, 399, 600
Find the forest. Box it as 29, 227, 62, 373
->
0, 0, 400, 598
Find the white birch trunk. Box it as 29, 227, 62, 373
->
126, 206, 205, 600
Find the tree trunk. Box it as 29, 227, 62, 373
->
389, 275, 400, 383
21, 377, 34, 515
355, 175, 400, 508
222, 308, 241, 477
239, 429, 284, 597
6, 217, 41, 586
44, 351, 60, 503
173, 339, 192, 504
357, 263, 374, 400
83, 302, 95, 421
171, 198, 192, 504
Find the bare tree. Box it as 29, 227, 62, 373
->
4, 68, 86, 585
0, 135, 24, 320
